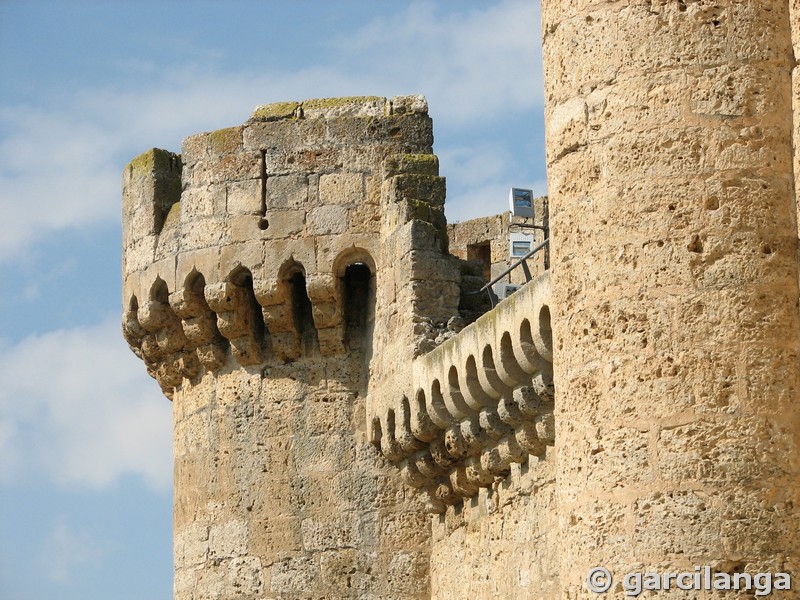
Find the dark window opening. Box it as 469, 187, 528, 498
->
187, 272, 206, 298
230, 269, 266, 340
289, 271, 315, 342
467, 242, 491, 282
343, 262, 373, 350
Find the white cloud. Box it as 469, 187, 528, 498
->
41, 520, 104, 583
337, 0, 543, 122
440, 142, 548, 222
0, 318, 172, 490
0, 0, 544, 261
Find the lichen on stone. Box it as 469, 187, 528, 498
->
128, 148, 181, 174
162, 201, 181, 230
128, 149, 156, 173
385, 154, 439, 177
302, 96, 387, 119
207, 127, 243, 154
249, 101, 301, 122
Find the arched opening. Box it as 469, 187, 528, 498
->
412, 388, 440, 441
185, 270, 206, 298
183, 270, 227, 357
229, 267, 266, 339
122, 295, 145, 348
342, 261, 374, 351
370, 416, 383, 447
428, 379, 454, 427
288, 270, 315, 340
518, 318, 540, 368
150, 277, 169, 304
448, 365, 461, 395
539, 305, 553, 353
500, 330, 528, 386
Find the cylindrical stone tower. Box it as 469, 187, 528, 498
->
792, 2, 800, 232
543, 2, 800, 597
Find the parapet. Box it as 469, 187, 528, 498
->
371, 272, 554, 512
121, 95, 462, 396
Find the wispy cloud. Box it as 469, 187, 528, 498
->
0, 318, 172, 490
0, 0, 543, 262
439, 142, 548, 222
336, 0, 542, 122
42, 520, 104, 583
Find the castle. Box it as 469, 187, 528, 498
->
122, 3, 800, 598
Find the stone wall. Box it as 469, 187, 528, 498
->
121, 92, 558, 599
371, 273, 557, 595
429, 458, 558, 599
120, 2, 800, 591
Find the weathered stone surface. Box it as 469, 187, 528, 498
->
544, 2, 800, 598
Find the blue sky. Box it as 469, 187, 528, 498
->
0, 1, 545, 597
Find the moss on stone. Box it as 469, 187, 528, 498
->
162, 201, 181, 230
385, 153, 439, 177
249, 101, 300, 122
128, 149, 156, 173
249, 97, 389, 123
207, 127, 242, 154
303, 96, 384, 110
128, 148, 180, 174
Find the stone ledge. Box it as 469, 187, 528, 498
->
248, 95, 429, 123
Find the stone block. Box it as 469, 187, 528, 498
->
207, 151, 260, 184
266, 174, 308, 209
386, 174, 446, 206
263, 237, 316, 274
391, 94, 428, 115
294, 434, 353, 474
250, 516, 303, 556
180, 217, 231, 251
307, 205, 348, 235
319, 173, 364, 205
176, 247, 221, 287
208, 519, 248, 559
270, 557, 318, 595
348, 203, 380, 233
227, 179, 261, 215
265, 209, 305, 238
220, 241, 264, 278
300, 514, 361, 551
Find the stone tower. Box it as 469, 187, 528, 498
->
121, 96, 466, 598
542, 0, 800, 597
122, 5, 800, 598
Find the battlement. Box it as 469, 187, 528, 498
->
372, 273, 554, 513
122, 95, 465, 397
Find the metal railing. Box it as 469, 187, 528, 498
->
465, 238, 549, 308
